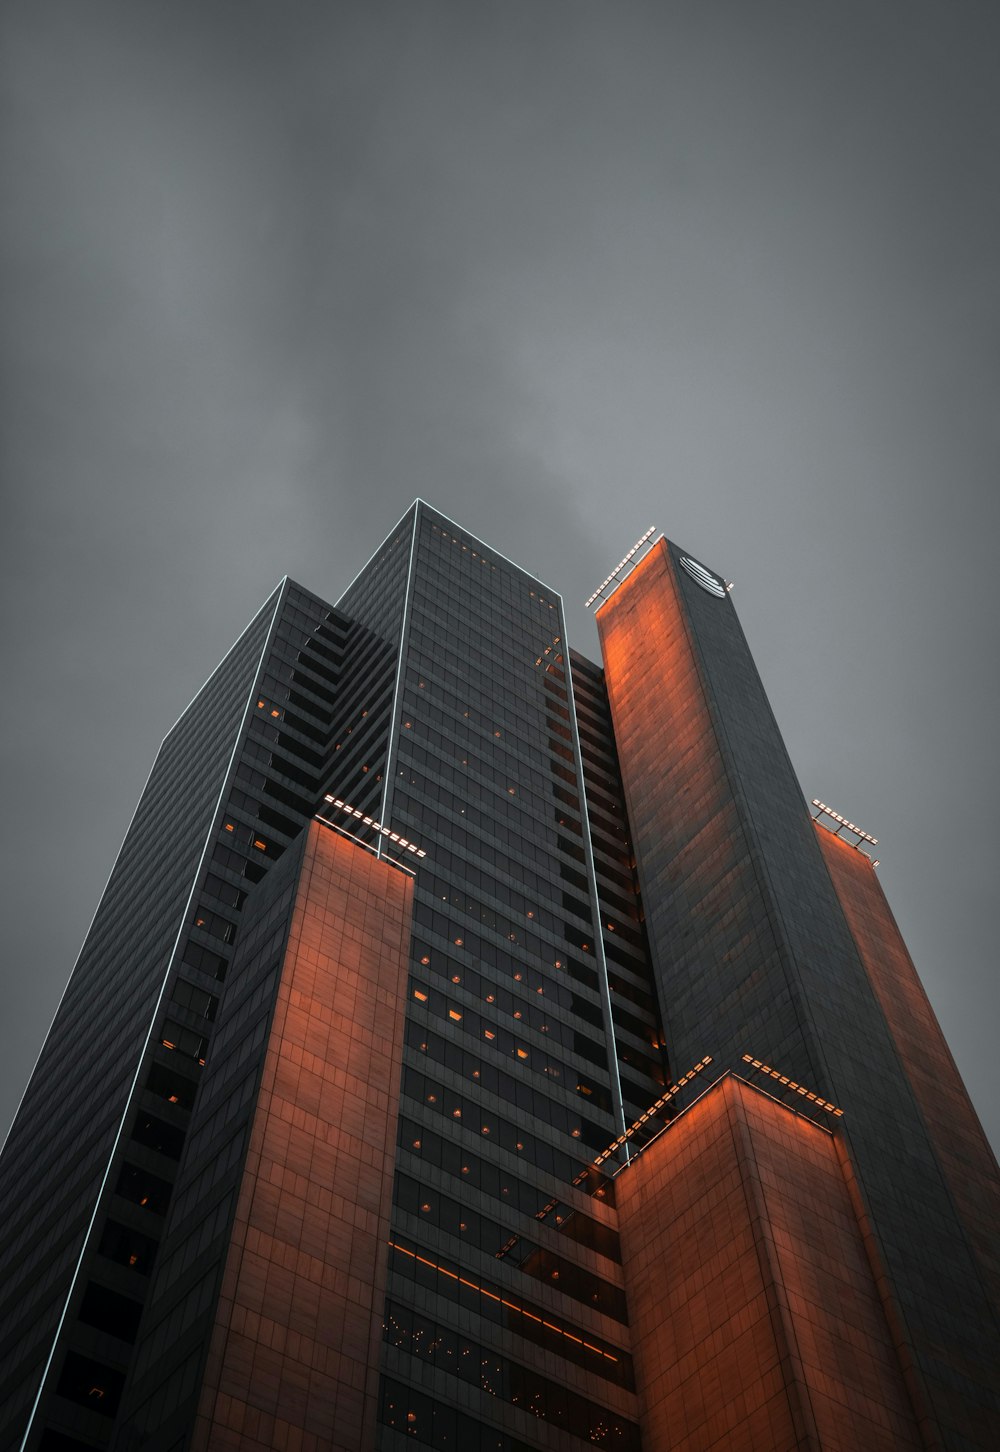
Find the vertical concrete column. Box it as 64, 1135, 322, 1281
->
615, 1076, 924, 1451
596, 538, 821, 1088
192, 822, 413, 1452
816, 824, 1000, 1324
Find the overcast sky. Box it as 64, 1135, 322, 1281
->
2, 1, 998, 1154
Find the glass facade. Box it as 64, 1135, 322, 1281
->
0, 579, 353, 1450
0, 589, 282, 1449
376, 506, 662, 1449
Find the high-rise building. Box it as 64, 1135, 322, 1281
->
1, 501, 997, 1452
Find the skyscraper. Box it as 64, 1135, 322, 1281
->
1, 501, 997, 1452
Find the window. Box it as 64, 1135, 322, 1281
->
132, 1113, 185, 1160
146, 1062, 197, 1110
191, 906, 236, 945
79, 1283, 143, 1343
116, 1163, 171, 1214
171, 979, 218, 1022
159, 1020, 208, 1064
181, 940, 228, 981
56, 1353, 125, 1417
98, 1220, 158, 1275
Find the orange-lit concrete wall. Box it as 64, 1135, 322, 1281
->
191, 823, 413, 1452
596, 540, 823, 1090
816, 824, 1000, 1323
616, 1076, 923, 1452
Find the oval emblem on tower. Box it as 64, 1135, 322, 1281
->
678, 555, 726, 597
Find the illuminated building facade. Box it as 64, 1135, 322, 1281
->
0, 502, 997, 1451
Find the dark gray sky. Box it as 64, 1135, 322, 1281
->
2, 1, 998, 1152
